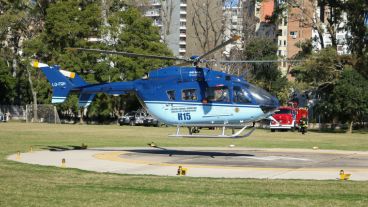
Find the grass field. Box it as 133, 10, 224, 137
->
0, 123, 367, 206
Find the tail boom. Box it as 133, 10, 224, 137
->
33, 61, 135, 107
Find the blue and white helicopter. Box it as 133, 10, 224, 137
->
32, 36, 279, 138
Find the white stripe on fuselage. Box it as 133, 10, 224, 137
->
144, 101, 267, 125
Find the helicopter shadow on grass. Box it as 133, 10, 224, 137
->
40, 145, 88, 151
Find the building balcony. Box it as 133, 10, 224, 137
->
179, 26, 187, 29
153, 20, 163, 27
180, 3, 187, 7
179, 41, 186, 45
180, 18, 187, 22
145, 11, 160, 17
180, 10, 187, 15
151, 1, 161, 6
179, 48, 186, 53
179, 33, 186, 37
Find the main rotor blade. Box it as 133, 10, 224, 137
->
197, 35, 241, 61
66, 48, 189, 62
219, 59, 305, 63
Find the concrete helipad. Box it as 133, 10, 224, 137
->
7, 147, 368, 180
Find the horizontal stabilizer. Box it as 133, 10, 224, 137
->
79, 93, 96, 108
52, 96, 68, 104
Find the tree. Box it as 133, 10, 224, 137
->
22, 2, 172, 123
187, 0, 224, 58
291, 47, 343, 87
243, 38, 288, 99
318, 68, 368, 133
0, 0, 52, 120
344, 0, 368, 78
92, 7, 173, 119
0, 57, 16, 104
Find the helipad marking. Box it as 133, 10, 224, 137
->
240, 156, 310, 161
93, 151, 368, 172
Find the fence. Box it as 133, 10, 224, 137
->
0, 105, 26, 121
0, 104, 61, 124
25, 104, 61, 124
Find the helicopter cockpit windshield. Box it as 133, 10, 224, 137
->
244, 84, 279, 113
233, 86, 252, 104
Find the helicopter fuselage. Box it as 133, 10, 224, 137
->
79, 66, 279, 126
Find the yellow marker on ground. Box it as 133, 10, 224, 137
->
339, 170, 351, 180
148, 142, 157, 147
177, 166, 188, 176
29, 146, 33, 152
61, 158, 66, 168
16, 151, 20, 160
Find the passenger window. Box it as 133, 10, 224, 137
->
182, 89, 197, 101
166, 90, 175, 100
206, 86, 230, 102
233, 86, 251, 104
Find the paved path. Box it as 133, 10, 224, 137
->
7, 147, 368, 180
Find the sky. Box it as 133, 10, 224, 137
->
224, 0, 240, 8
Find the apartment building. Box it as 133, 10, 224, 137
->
143, 0, 185, 57
312, 2, 350, 55
143, 0, 223, 58
276, 0, 352, 75
255, 0, 276, 39
223, 2, 244, 58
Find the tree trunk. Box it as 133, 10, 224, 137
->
32, 92, 38, 122
12, 58, 17, 78
347, 121, 353, 134
79, 108, 84, 124
26, 67, 38, 122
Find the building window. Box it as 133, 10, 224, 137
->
284, 40, 286, 46
290, 31, 298, 39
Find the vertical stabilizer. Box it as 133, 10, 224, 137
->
33, 61, 79, 104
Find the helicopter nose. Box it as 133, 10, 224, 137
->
259, 98, 279, 114
248, 84, 279, 114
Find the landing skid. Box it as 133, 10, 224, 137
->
169, 124, 256, 138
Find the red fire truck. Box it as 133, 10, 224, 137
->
270, 105, 308, 132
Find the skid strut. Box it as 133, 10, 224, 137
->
170, 123, 256, 138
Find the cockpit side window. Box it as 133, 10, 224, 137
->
166, 90, 175, 101
182, 89, 197, 101
233, 86, 252, 104
206, 86, 229, 102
